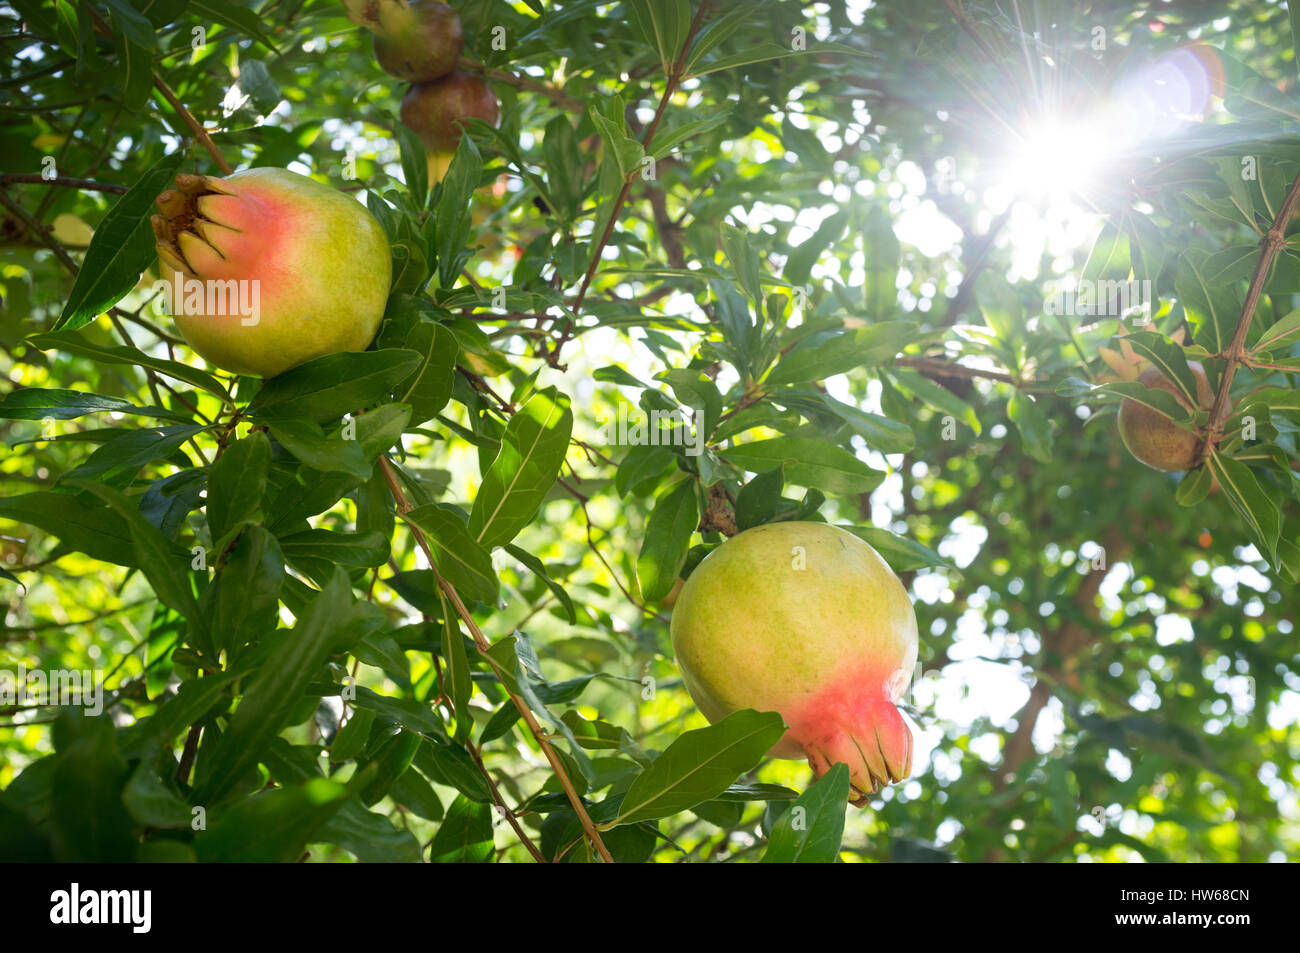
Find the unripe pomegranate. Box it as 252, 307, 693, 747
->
1118, 362, 1223, 472
400, 70, 499, 180
151, 168, 391, 378
369, 0, 463, 83
670, 522, 918, 805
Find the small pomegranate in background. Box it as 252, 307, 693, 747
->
151, 168, 391, 379
400, 70, 499, 181
670, 521, 918, 805
357, 0, 465, 83
1118, 362, 1223, 472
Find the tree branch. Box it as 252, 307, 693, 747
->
378, 455, 614, 863
1196, 165, 1300, 464
547, 1, 710, 365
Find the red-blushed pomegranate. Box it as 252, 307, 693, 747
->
670, 521, 918, 806
151, 168, 391, 378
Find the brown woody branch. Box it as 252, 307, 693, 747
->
1196, 165, 1300, 465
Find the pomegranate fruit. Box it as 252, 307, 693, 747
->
151, 168, 391, 379
1118, 362, 1222, 472
366, 0, 464, 83
400, 69, 499, 180
670, 521, 918, 805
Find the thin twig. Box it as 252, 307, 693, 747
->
151, 74, 234, 175
0, 174, 129, 193
378, 455, 614, 863
548, 2, 711, 365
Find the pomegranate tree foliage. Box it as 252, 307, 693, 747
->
1, 0, 1298, 863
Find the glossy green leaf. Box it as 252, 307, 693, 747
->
761, 762, 851, 863
723, 437, 883, 495
469, 386, 573, 549
637, 478, 699, 602
614, 709, 786, 825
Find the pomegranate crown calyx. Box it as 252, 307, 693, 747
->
151, 173, 240, 277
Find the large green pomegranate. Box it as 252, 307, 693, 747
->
670, 521, 918, 805
151, 168, 391, 379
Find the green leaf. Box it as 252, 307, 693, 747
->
1122, 331, 1202, 407
27, 329, 233, 403
887, 368, 982, 433
720, 223, 764, 307
589, 103, 645, 181
0, 492, 133, 566
647, 105, 732, 159
246, 349, 423, 424
358, 729, 422, 807
123, 760, 195, 829
689, 42, 801, 78
723, 437, 883, 495
428, 794, 494, 862
784, 211, 848, 288
861, 206, 900, 319
1081, 221, 1132, 283
1097, 381, 1192, 423
278, 529, 389, 568
436, 135, 485, 288
51, 716, 135, 862
441, 606, 474, 743
263, 739, 422, 861
55, 151, 184, 331
1176, 466, 1213, 507
206, 431, 270, 544
119, 671, 240, 760
543, 114, 586, 220
1205, 452, 1281, 564
204, 525, 284, 658
1252, 307, 1300, 354
735, 465, 785, 532
843, 526, 952, 572
390, 768, 444, 822
194, 778, 349, 862
468, 386, 573, 549
414, 740, 492, 803
69, 480, 209, 653
504, 543, 577, 623
404, 505, 499, 604
614, 709, 786, 825
394, 119, 429, 208
190, 0, 279, 52
766, 322, 912, 387
760, 762, 851, 863
380, 320, 457, 425
820, 395, 915, 452
1006, 392, 1053, 463
193, 568, 364, 803
636, 478, 700, 601
62, 423, 203, 485
267, 417, 372, 481
0, 387, 187, 422
1177, 249, 1241, 354
352, 687, 445, 739
626, 0, 692, 73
